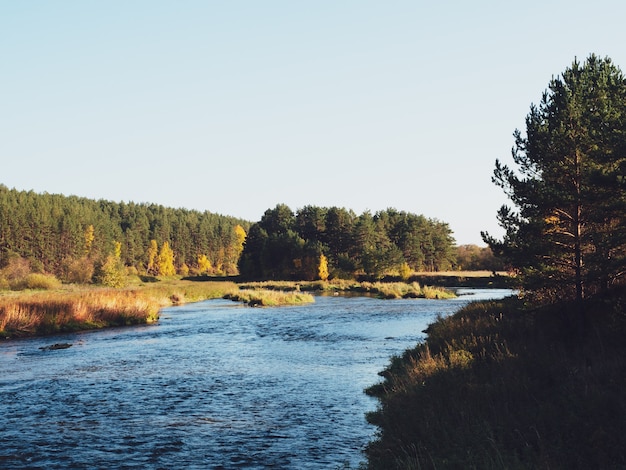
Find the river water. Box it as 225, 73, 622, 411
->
0, 288, 513, 469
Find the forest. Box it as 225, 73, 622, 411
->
0, 184, 499, 288
0, 184, 250, 283
238, 204, 457, 280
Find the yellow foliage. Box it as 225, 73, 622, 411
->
146, 240, 158, 275
318, 254, 329, 281
179, 263, 190, 277
158, 241, 176, 276
197, 254, 212, 274
84, 225, 95, 256
113, 241, 122, 259
234, 224, 246, 257
399, 262, 412, 281
544, 214, 561, 233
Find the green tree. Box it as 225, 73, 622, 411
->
146, 239, 159, 275
483, 54, 626, 305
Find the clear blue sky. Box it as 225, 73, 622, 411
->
2, 1, 626, 245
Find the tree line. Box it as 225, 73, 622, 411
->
0, 185, 249, 282
238, 204, 456, 280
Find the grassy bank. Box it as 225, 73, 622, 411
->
238, 280, 456, 299
0, 277, 454, 338
365, 292, 626, 469
0, 289, 160, 338
224, 289, 315, 307
0, 280, 238, 339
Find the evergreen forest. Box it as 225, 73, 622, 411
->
238, 204, 456, 281
0, 185, 250, 282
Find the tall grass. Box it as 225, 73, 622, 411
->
224, 289, 315, 307
138, 279, 238, 306
0, 280, 239, 338
237, 280, 455, 299
365, 294, 626, 469
0, 290, 159, 338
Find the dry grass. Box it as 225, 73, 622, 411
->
365, 293, 626, 469
0, 290, 159, 338
237, 280, 455, 299
0, 280, 239, 338
224, 289, 315, 307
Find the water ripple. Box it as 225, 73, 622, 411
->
0, 289, 513, 469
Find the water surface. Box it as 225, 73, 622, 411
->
0, 288, 513, 469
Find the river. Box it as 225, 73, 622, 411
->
0, 288, 513, 469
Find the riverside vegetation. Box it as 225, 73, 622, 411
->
0, 277, 456, 338
0, 280, 239, 339
365, 55, 626, 469
365, 293, 626, 469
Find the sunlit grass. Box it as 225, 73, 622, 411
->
224, 289, 315, 307
0, 280, 239, 339
0, 290, 160, 338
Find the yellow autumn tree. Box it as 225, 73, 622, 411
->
96, 241, 126, 287
146, 240, 159, 275
399, 262, 412, 281
158, 241, 176, 276
234, 224, 247, 258
179, 262, 190, 277
84, 224, 95, 256
197, 254, 212, 275
318, 253, 329, 281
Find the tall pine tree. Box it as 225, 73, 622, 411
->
483, 55, 626, 305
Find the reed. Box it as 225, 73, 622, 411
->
0, 290, 160, 338
0, 280, 238, 338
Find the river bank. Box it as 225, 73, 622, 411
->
0, 289, 512, 469
0, 281, 239, 339
0, 278, 459, 339
365, 290, 626, 469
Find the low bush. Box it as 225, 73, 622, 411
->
25, 273, 62, 290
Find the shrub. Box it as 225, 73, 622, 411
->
94, 255, 127, 288
25, 273, 61, 290
61, 257, 95, 284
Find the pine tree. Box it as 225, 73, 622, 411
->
483, 55, 626, 305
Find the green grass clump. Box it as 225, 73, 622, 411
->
365, 293, 626, 469
224, 289, 315, 307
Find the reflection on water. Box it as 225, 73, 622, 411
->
0, 289, 514, 469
